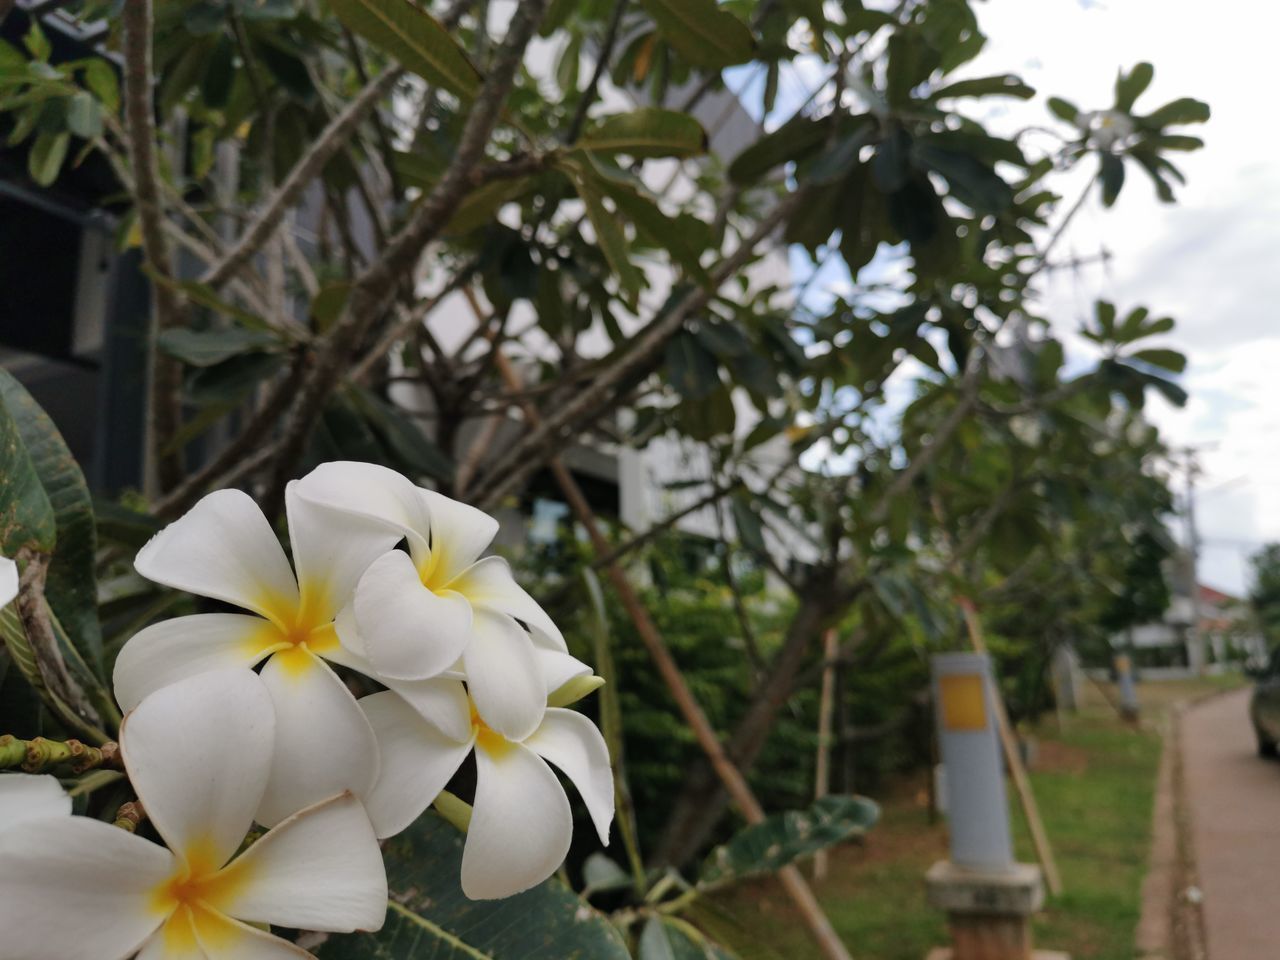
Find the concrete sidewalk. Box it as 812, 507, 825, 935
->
1182, 687, 1280, 960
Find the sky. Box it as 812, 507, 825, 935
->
741, 0, 1278, 595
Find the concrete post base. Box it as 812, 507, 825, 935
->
923, 861, 1070, 960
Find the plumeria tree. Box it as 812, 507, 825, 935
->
0, 0, 1207, 956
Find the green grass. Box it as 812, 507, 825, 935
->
687, 677, 1242, 960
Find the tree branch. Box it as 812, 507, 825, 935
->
200, 68, 402, 290
259, 0, 552, 517
122, 0, 185, 492
469, 189, 803, 511
564, 0, 628, 144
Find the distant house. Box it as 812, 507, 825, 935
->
1120, 579, 1264, 677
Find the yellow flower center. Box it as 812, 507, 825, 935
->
469, 700, 511, 757
251, 583, 341, 674
150, 839, 251, 952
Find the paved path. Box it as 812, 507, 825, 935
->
1182, 688, 1280, 960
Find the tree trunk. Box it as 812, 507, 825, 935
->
653, 577, 840, 866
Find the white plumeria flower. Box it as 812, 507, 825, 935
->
296, 461, 568, 742
114, 486, 401, 826
0, 555, 18, 608
0, 669, 387, 960
0, 773, 71, 829
356, 659, 614, 901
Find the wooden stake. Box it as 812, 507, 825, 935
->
814, 628, 838, 880
492, 351, 853, 960
955, 595, 1063, 896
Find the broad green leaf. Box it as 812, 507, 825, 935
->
0, 391, 55, 558
144, 270, 275, 332
557, 158, 644, 305
1114, 62, 1153, 113
1129, 348, 1186, 374
699, 795, 880, 889
313, 812, 630, 959
27, 129, 68, 186
639, 917, 740, 960
346, 385, 454, 483
331, 0, 480, 99
1100, 153, 1125, 207
666, 331, 721, 401
595, 176, 710, 282
444, 176, 533, 235
912, 143, 1012, 214
637, 0, 755, 69
581, 852, 632, 896
928, 73, 1034, 101
730, 494, 767, 556
1140, 96, 1210, 128
66, 91, 102, 138
82, 59, 119, 112
576, 108, 707, 158
728, 114, 832, 185
0, 371, 102, 677
157, 327, 282, 367
1047, 96, 1079, 124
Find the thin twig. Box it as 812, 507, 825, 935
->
565, 0, 629, 144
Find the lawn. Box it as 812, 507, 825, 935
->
691, 676, 1243, 960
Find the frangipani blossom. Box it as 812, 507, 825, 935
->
357, 662, 614, 901
296, 461, 567, 741
0, 669, 386, 960
114, 486, 400, 825
1, 555, 17, 608
0, 773, 70, 829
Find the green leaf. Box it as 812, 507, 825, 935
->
1099, 153, 1125, 207
82, 60, 120, 113
557, 158, 644, 305
314, 812, 631, 959
0, 393, 55, 559
331, 0, 480, 99
699, 795, 880, 889
1047, 96, 1079, 124
144, 270, 275, 332
1141, 97, 1210, 128
444, 176, 534, 235
596, 177, 710, 282
157, 327, 282, 367
666, 331, 721, 401
1114, 62, 1153, 112
346, 385, 454, 483
640, 917, 741, 960
0, 371, 103, 677
637, 0, 755, 69
728, 115, 832, 185
730, 494, 767, 556
912, 143, 1012, 214
66, 91, 102, 139
929, 74, 1034, 101
576, 108, 707, 159
1129, 348, 1186, 374
27, 130, 68, 187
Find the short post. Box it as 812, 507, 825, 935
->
924, 653, 1069, 960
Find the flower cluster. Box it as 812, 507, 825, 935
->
0, 462, 614, 958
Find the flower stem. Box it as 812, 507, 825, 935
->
0, 735, 122, 775
113, 799, 146, 833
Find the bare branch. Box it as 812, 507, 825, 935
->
200, 68, 402, 290
122, 0, 185, 491
260, 0, 553, 515
469, 189, 803, 511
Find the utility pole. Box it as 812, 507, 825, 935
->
1180, 446, 1205, 673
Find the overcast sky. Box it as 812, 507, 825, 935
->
752, 1, 1277, 594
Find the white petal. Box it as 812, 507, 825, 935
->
0, 815, 173, 960
134, 916, 205, 960
462, 742, 571, 900
255, 651, 379, 827
285, 482, 402, 625
376, 676, 472, 743
211, 792, 386, 933
135, 489, 299, 624
447, 556, 565, 650
0, 555, 16, 608
536, 648, 593, 696
463, 608, 545, 741
122, 669, 274, 870
525, 708, 615, 845
355, 550, 472, 681
360, 691, 474, 839
419, 489, 499, 585
0, 773, 71, 829
294, 461, 431, 556
113, 613, 283, 712
139, 907, 314, 960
